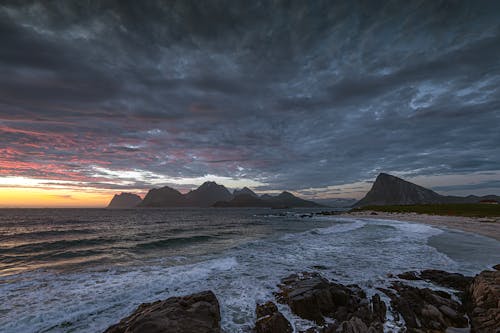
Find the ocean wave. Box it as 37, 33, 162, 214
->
310, 220, 367, 235
0, 237, 115, 255
133, 235, 214, 250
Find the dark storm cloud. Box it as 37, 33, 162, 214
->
1, 0, 500, 196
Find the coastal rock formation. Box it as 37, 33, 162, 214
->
274, 272, 385, 331
254, 301, 293, 333
384, 282, 468, 331
354, 173, 500, 207
104, 290, 221, 333
103, 266, 500, 333
466, 268, 500, 333
107, 193, 142, 208
398, 269, 473, 292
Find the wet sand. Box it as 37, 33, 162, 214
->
337, 211, 500, 241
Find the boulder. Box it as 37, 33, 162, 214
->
275, 272, 386, 330
419, 269, 473, 292
104, 290, 221, 333
386, 282, 468, 331
254, 301, 293, 333
466, 268, 500, 333
397, 269, 473, 292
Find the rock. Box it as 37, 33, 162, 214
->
256, 301, 279, 318
493, 264, 500, 271
419, 269, 473, 291
439, 305, 461, 321
339, 317, 368, 333
445, 328, 471, 333
276, 272, 332, 324
397, 269, 473, 292
254, 301, 292, 333
103, 290, 221, 333
371, 294, 386, 323
397, 271, 420, 280
275, 272, 386, 330
386, 282, 468, 331
466, 268, 500, 333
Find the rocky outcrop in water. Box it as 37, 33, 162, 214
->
254, 301, 293, 333
104, 290, 221, 333
274, 272, 385, 332
384, 282, 468, 331
107, 193, 142, 208
398, 269, 473, 292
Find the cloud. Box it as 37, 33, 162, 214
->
0, 1, 499, 198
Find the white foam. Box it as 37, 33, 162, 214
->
311, 220, 367, 235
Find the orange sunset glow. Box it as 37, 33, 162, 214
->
0, 187, 114, 208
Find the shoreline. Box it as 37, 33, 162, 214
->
336, 211, 500, 241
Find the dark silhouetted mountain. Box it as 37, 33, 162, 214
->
354, 173, 500, 207
313, 198, 357, 208
214, 191, 322, 208
354, 173, 442, 207
184, 181, 233, 207
271, 191, 323, 208
213, 194, 270, 207
233, 187, 258, 198
107, 192, 142, 208
139, 186, 186, 207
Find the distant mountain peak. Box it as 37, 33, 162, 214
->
107, 192, 142, 209
354, 173, 441, 207
278, 190, 293, 196
215, 189, 322, 208
185, 181, 232, 207
233, 187, 258, 197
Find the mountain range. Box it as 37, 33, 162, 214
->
107, 182, 321, 208
108, 173, 499, 209
354, 173, 500, 207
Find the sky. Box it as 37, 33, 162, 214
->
1, 1, 500, 207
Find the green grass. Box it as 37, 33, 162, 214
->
351, 203, 500, 218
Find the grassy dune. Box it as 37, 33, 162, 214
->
351, 203, 500, 218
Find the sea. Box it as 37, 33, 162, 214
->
0, 208, 499, 332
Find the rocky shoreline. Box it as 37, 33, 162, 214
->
104, 265, 500, 333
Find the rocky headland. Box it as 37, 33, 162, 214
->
354, 173, 500, 207
103, 265, 500, 333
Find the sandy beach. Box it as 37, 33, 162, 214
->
337, 211, 500, 241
